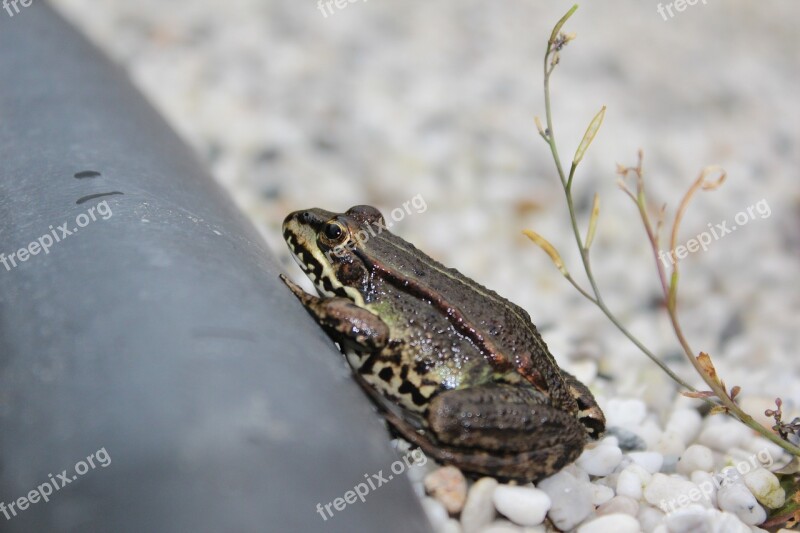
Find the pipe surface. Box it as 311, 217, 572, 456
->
0, 4, 430, 532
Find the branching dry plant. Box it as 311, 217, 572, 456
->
524, 5, 800, 466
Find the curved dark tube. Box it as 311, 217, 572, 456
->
0, 4, 430, 532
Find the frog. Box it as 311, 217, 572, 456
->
280, 205, 605, 482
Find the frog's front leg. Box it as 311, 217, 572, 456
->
422, 384, 588, 481
280, 275, 389, 351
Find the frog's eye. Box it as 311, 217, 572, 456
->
322, 221, 347, 245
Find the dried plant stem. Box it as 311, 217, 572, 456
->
540, 25, 695, 393
533, 4, 800, 457
623, 163, 800, 456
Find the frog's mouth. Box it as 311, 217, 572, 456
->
282, 209, 364, 305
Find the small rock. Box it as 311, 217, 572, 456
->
743, 438, 785, 470
425, 466, 468, 514
538, 470, 593, 531
713, 511, 752, 533
563, 359, 598, 385
660, 455, 679, 474
617, 464, 651, 500
716, 480, 767, 526
461, 478, 498, 533
664, 505, 710, 533
635, 419, 664, 451
576, 513, 641, 533
438, 518, 462, 533
637, 505, 665, 533
698, 420, 753, 452
605, 398, 648, 428
690, 470, 719, 507
564, 463, 591, 482
606, 427, 647, 452
743, 468, 785, 509
665, 408, 703, 445
422, 497, 449, 531
590, 482, 615, 506
478, 520, 522, 533
491, 485, 550, 527
677, 444, 715, 475
577, 442, 623, 476
655, 431, 687, 456
628, 451, 664, 474
597, 496, 639, 517
644, 473, 711, 513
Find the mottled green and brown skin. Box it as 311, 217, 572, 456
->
281, 205, 605, 481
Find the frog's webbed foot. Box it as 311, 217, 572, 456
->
393, 384, 588, 482
280, 274, 389, 351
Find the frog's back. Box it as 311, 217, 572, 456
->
364, 230, 575, 412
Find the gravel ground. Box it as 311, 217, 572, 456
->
47, 0, 800, 531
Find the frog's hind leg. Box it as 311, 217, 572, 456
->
420, 384, 588, 481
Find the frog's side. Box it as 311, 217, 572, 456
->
281, 205, 605, 481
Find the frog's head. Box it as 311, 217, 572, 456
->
283, 205, 387, 305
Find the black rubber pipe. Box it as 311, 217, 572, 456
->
0, 4, 430, 532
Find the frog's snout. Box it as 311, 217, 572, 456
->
283, 209, 316, 231
282, 208, 338, 233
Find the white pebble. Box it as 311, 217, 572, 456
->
677, 444, 715, 475
664, 505, 710, 533
743, 468, 785, 509
644, 473, 711, 512
628, 451, 664, 474
637, 505, 665, 533
713, 511, 752, 533
617, 464, 651, 500
635, 419, 665, 451
478, 520, 522, 533
716, 481, 766, 526
576, 513, 641, 533
698, 420, 753, 452
597, 496, 639, 517
577, 442, 623, 476
563, 359, 598, 385
665, 408, 703, 445
563, 463, 591, 482
655, 431, 686, 456
743, 437, 785, 468
538, 470, 593, 531
439, 518, 463, 533
461, 478, 498, 533
422, 497, 450, 531
605, 398, 648, 428
690, 470, 719, 507
491, 485, 550, 527
425, 466, 468, 514
591, 483, 615, 506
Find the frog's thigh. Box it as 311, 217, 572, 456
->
427, 384, 586, 454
